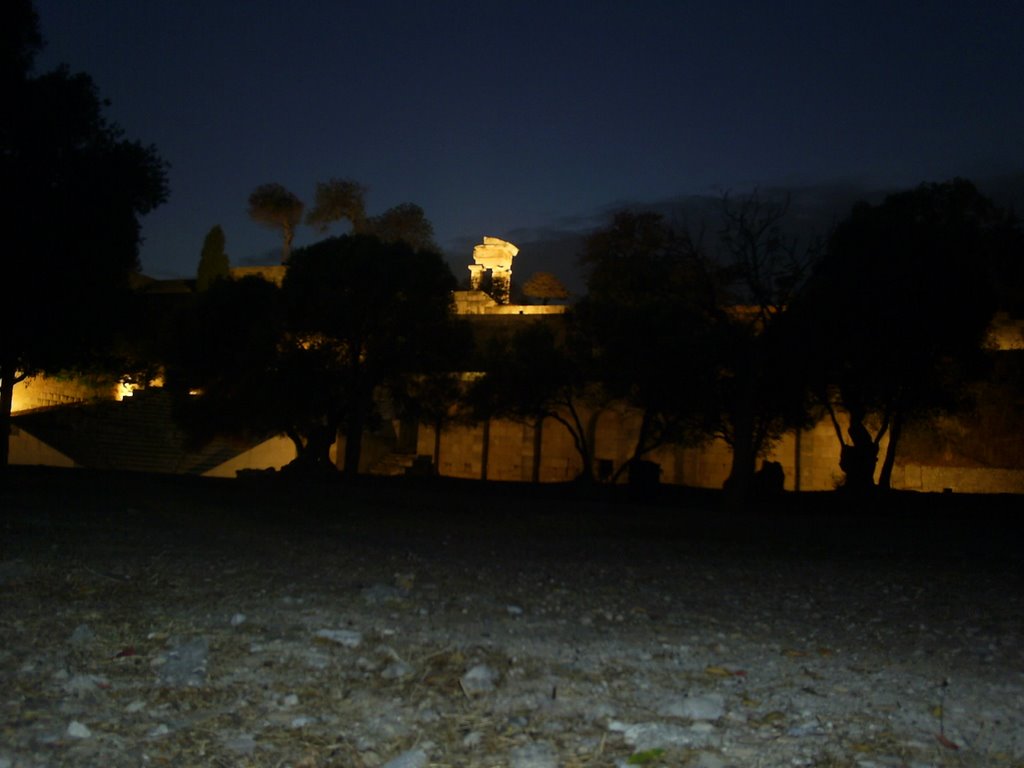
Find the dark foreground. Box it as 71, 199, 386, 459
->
0, 467, 1022, 767
3, 466, 1022, 564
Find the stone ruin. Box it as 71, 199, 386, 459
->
469, 236, 518, 305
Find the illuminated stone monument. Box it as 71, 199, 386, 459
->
469, 236, 518, 305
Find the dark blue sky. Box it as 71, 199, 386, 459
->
34, 1, 1024, 283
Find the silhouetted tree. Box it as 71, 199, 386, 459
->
578, 211, 718, 480
712, 192, 819, 505
795, 179, 1021, 492
283, 234, 459, 474
305, 178, 367, 234
364, 202, 437, 251
1, 1, 168, 465
2, 0, 41, 81
578, 201, 817, 500
254, 178, 438, 257
248, 183, 303, 262
196, 225, 230, 291
522, 271, 570, 304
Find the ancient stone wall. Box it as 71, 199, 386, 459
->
12, 374, 114, 414
416, 400, 1024, 493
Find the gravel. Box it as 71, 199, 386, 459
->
1, 471, 1021, 767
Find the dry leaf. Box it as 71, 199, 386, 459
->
936, 732, 960, 750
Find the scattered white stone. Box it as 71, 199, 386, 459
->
416, 706, 441, 724
69, 624, 95, 647
66, 720, 91, 739
356, 655, 380, 672
381, 747, 428, 768
63, 673, 108, 698
586, 701, 618, 722
230, 612, 247, 626
659, 692, 725, 721
693, 751, 727, 768
301, 648, 331, 669
616, 721, 707, 750
157, 637, 209, 687
506, 604, 524, 616
222, 733, 257, 754
509, 741, 558, 768
461, 663, 498, 694
126, 699, 146, 713
315, 628, 363, 648
382, 660, 414, 679
462, 730, 484, 748
148, 724, 171, 738
282, 693, 299, 707
290, 715, 316, 729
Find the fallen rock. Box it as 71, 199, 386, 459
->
658, 692, 726, 721
461, 663, 498, 694
315, 628, 363, 648
66, 720, 91, 739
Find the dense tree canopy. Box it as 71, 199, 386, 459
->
282, 235, 459, 473
576, 201, 817, 500
364, 202, 437, 252
1, 0, 168, 465
795, 179, 1023, 492
577, 212, 717, 479
305, 178, 367, 234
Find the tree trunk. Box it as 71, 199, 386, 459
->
877, 411, 902, 490
723, 432, 757, 511
309, 423, 336, 468
839, 410, 878, 494
285, 428, 305, 461
722, 398, 757, 510
288, 423, 336, 472
611, 407, 654, 484
480, 418, 490, 481
282, 225, 294, 263
531, 416, 543, 483
342, 411, 364, 476
432, 418, 443, 473
0, 363, 14, 468
793, 428, 802, 492
555, 399, 595, 483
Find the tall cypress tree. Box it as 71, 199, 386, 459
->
196, 225, 229, 291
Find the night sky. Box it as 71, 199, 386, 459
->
33, 1, 1024, 287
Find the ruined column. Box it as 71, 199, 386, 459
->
471, 236, 519, 305
468, 263, 485, 291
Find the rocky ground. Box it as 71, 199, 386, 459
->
1, 469, 1022, 768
